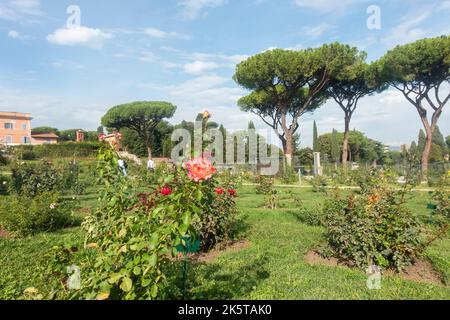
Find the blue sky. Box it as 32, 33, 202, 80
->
0, 0, 449, 147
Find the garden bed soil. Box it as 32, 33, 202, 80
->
190, 240, 251, 263
0, 229, 11, 239
304, 250, 444, 286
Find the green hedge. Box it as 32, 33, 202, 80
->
11, 142, 100, 159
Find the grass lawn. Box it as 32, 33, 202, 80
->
1, 186, 449, 300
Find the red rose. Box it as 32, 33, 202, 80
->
228, 189, 237, 197
161, 187, 172, 196
215, 188, 225, 195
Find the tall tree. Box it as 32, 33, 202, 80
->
377, 36, 450, 180
313, 121, 319, 152
432, 126, 446, 149
234, 44, 358, 166
326, 53, 383, 166
102, 101, 176, 159
409, 141, 419, 163
418, 129, 426, 156
330, 129, 341, 164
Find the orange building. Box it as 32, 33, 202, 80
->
31, 132, 59, 145
0, 111, 32, 146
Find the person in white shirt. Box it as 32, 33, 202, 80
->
118, 159, 127, 177
147, 158, 155, 172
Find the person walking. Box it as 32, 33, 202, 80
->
118, 158, 127, 177
147, 158, 155, 172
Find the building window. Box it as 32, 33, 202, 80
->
22, 124, 27, 130
4, 123, 14, 129
22, 137, 31, 144
5, 136, 12, 144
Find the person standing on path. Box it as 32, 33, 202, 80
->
118, 159, 127, 177
147, 158, 155, 172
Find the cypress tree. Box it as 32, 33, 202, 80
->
313, 121, 319, 153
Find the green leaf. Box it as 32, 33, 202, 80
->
141, 278, 152, 288
107, 273, 123, 285
183, 211, 191, 227
118, 228, 127, 238
120, 277, 132, 293
148, 253, 157, 267
133, 266, 141, 276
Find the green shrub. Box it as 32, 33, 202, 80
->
255, 175, 274, 195
309, 176, 329, 193
10, 161, 59, 197
219, 169, 243, 189
280, 167, 297, 185
192, 188, 238, 251
0, 175, 9, 195
295, 205, 325, 227
432, 186, 450, 223
0, 153, 9, 166
0, 192, 74, 237
10, 160, 83, 197
12, 142, 99, 159
322, 181, 423, 271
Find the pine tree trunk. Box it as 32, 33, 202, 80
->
147, 146, 153, 160
342, 116, 351, 168
285, 133, 294, 168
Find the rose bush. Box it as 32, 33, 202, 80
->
0, 191, 74, 237
68, 147, 238, 300
10, 160, 84, 197
321, 176, 424, 271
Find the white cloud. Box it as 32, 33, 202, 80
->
183, 60, 220, 75
300, 22, 334, 38
47, 26, 113, 49
0, 0, 44, 22
262, 44, 304, 52
143, 27, 167, 38
138, 51, 158, 62
137, 75, 249, 130
7, 30, 20, 38
382, 11, 430, 47
0, 85, 107, 129
178, 0, 227, 19
439, 1, 450, 11
157, 52, 246, 72
143, 27, 190, 39
292, 0, 359, 13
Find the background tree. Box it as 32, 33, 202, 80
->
296, 147, 314, 168
102, 101, 176, 159
318, 130, 384, 165
326, 54, 383, 167
121, 121, 174, 158
446, 135, 450, 151
234, 44, 358, 167
409, 141, 419, 164
313, 121, 319, 152
377, 36, 450, 179
418, 129, 426, 157
31, 126, 59, 135
330, 129, 341, 165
